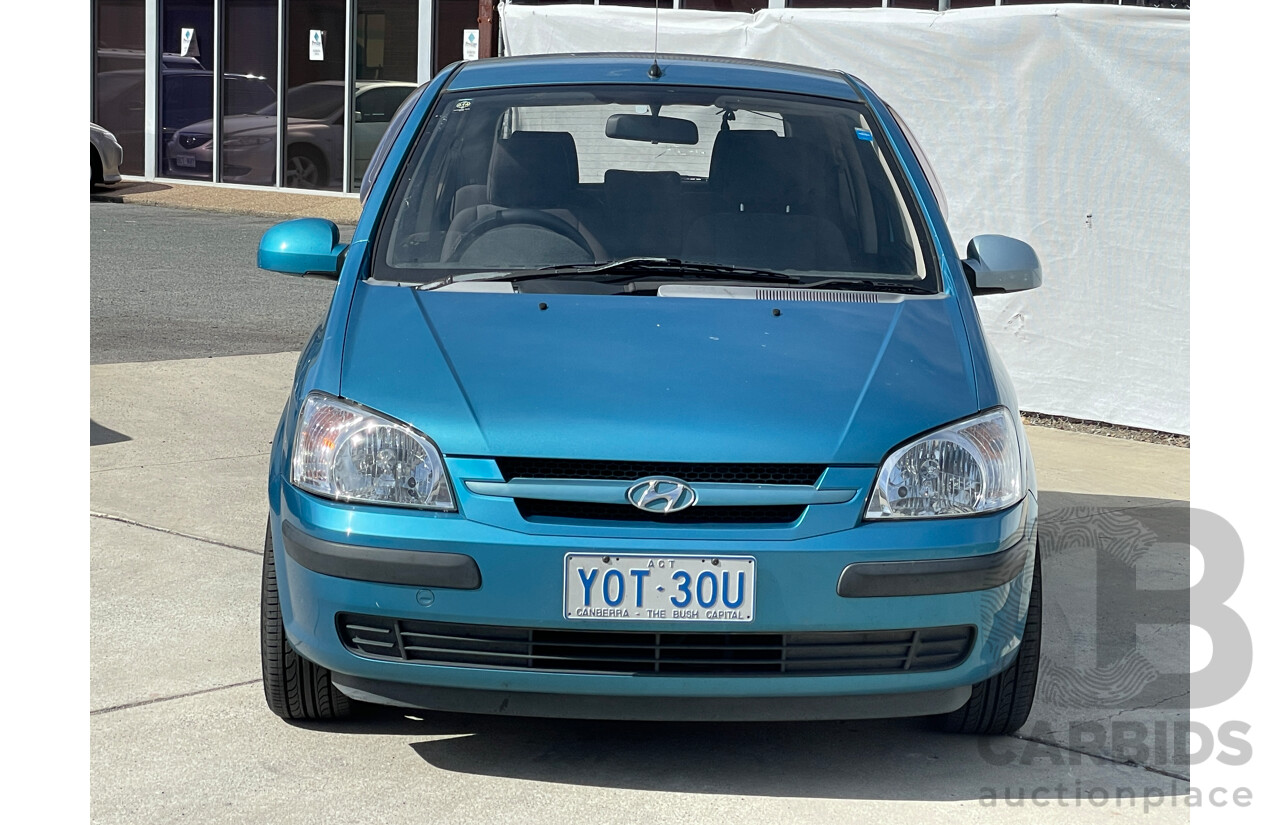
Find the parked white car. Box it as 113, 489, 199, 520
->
166, 80, 417, 188
91, 123, 123, 185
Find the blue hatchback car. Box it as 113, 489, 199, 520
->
257, 53, 1044, 734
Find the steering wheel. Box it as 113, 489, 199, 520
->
446, 208, 596, 263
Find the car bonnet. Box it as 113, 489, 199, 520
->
336, 283, 979, 466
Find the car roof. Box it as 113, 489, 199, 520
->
355, 80, 418, 89
445, 53, 864, 102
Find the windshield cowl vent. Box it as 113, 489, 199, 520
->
754, 288, 882, 303
657, 284, 896, 303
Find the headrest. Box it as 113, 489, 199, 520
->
708, 129, 801, 212
604, 169, 682, 210
488, 131, 579, 209
451, 183, 489, 218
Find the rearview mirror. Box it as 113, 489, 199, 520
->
963, 235, 1042, 295
605, 113, 699, 145
257, 218, 347, 278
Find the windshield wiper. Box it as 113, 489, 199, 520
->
416, 258, 799, 290
415, 259, 934, 294
536, 258, 799, 284
802, 278, 935, 295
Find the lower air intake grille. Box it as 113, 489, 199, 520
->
337, 614, 975, 676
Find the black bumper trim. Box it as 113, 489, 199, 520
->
281, 521, 481, 590
330, 674, 971, 721
837, 537, 1031, 598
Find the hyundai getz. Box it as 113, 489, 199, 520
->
257, 53, 1043, 734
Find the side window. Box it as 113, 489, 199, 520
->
226, 79, 275, 116
162, 75, 213, 130
887, 104, 948, 224
358, 87, 412, 124
386, 86, 415, 117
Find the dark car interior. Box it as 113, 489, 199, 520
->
380, 87, 928, 282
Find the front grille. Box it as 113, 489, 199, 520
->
338, 613, 975, 676
496, 458, 824, 486
516, 499, 805, 524
178, 133, 211, 149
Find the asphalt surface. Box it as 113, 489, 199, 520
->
90, 204, 339, 363
89, 190, 1195, 823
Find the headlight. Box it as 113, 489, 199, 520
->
865, 407, 1023, 519
290, 393, 455, 510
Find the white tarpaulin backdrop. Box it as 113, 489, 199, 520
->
500, 4, 1190, 435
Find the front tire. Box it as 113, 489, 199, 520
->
261, 523, 352, 720
936, 542, 1042, 735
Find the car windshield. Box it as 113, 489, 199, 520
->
373, 84, 935, 288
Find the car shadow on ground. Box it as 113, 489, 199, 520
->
292, 492, 1190, 804
307, 705, 1187, 804
91, 181, 173, 197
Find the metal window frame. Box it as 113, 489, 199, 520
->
344, 0, 355, 193
145, 0, 158, 178
276, 0, 286, 186
212, 0, 223, 183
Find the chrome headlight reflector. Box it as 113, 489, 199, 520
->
291, 393, 455, 510
866, 407, 1023, 519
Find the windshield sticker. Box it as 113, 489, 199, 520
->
454, 99, 472, 112
855, 128, 873, 141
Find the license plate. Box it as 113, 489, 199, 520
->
174, 155, 196, 167
564, 554, 755, 622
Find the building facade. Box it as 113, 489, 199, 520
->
91, 0, 1187, 193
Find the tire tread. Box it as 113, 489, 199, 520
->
936, 543, 1042, 735
261, 525, 351, 720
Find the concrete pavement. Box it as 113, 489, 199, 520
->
89, 346, 1193, 823
91, 178, 363, 225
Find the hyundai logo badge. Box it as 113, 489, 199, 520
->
625, 477, 697, 513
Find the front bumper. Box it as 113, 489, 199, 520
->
271, 480, 1037, 720
164, 141, 275, 185
93, 135, 123, 182
332, 676, 973, 721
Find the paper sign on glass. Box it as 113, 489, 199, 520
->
310, 30, 325, 61
463, 30, 480, 61
180, 28, 198, 58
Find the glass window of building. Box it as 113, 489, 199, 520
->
682, 1, 765, 11
159, 0, 214, 181
352, 1, 420, 189
217, 0, 279, 186
94, 0, 147, 176
284, 0, 346, 190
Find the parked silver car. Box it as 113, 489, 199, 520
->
90, 122, 123, 185
166, 80, 417, 188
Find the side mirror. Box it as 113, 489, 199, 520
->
257, 218, 346, 278
963, 234, 1042, 295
